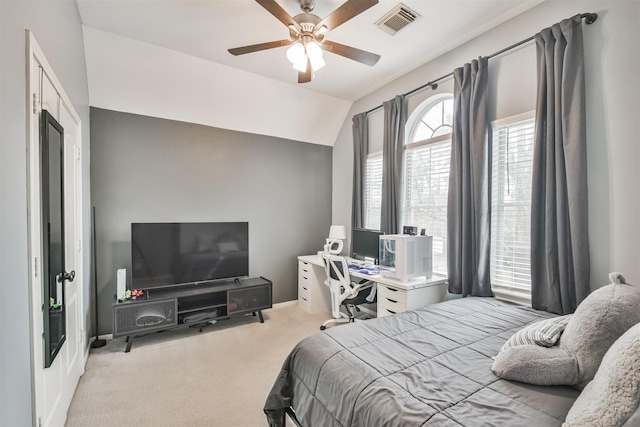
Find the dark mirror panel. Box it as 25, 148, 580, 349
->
41, 110, 66, 368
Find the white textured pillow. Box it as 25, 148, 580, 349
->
563, 322, 640, 427
498, 315, 572, 355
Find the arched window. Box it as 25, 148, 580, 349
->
408, 95, 453, 142
404, 94, 453, 274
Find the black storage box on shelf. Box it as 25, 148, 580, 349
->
113, 298, 177, 337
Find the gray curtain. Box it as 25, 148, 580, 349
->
380, 95, 406, 234
351, 113, 368, 230
531, 15, 590, 315
447, 57, 493, 297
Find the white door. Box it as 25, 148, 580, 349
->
27, 32, 85, 427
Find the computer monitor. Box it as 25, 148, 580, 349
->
351, 228, 383, 264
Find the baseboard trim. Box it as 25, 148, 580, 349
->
272, 300, 298, 309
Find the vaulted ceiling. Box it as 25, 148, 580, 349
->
77, 0, 544, 145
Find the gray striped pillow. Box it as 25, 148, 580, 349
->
498, 315, 572, 355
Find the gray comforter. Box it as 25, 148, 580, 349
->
264, 297, 580, 427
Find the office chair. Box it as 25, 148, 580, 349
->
320, 252, 377, 330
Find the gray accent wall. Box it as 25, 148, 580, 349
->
1, 1, 91, 425
90, 108, 332, 334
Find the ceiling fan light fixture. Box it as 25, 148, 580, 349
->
288, 43, 309, 72
286, 42, 306, 63
292, 56, 309, 72
306, 41, 325, 71
315, 25, 328, 36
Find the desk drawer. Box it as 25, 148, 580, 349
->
378, 284, 408, 304
298, 282, 310, 300
297, 258, 331, 314
298, 263, 316, 285
378, 295, 407, 314
299, 274, 314, 288
298, 261, 312, 276
378, 306, 401, 318
377, 284, 407, 316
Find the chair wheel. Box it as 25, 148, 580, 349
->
320, 325, 326, 330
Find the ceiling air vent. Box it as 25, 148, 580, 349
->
375, 3, 420, 35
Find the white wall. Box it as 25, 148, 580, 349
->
332, 0, 640, 290
82, 27, 352, 147
0, 1, 90, 424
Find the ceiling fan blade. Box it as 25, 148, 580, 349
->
256, 0, 301, 32
316, 0, 378, 31
321, 40, 380, 66
298, 60, 312, 83
228, 39, 292, 56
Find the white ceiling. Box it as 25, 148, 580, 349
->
77, 0, 543, 101
76, 0, 544, 146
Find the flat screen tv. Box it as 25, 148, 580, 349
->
131, 222, 249, 290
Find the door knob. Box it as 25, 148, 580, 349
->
64, 270, 76, 282
57, 270, 76, 283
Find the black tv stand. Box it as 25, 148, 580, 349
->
113, 277, 272, 352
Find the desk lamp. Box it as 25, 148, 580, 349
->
324, 225, 346, 254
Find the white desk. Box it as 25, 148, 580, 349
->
297, 254, 448, 317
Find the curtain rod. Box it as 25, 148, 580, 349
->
364, 12, 598, 116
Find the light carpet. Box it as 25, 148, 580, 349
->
65, 303, 329, 427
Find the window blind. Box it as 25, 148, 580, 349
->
490, 117, 535, 302
403, 139, 451, 274
364, 153, 382, 230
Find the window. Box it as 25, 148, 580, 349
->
364, 153, 383, 230
490, 113, 535, 303
404, 95, 453, 274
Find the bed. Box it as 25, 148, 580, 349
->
264, 297, 581, 427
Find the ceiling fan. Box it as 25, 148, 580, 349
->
228, 0, 380, 83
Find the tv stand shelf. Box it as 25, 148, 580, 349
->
113, 276, 272, 352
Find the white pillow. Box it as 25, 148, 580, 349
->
563, 322, 640, 426
498, 315, 572, 355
